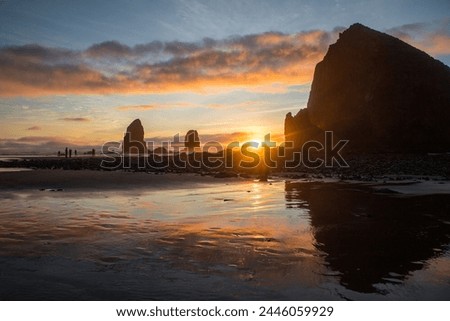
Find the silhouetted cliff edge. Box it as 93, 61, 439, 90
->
285, 23, 450, 152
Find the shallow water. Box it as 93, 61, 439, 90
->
0, 168, 33, 172
0, 179, 449, 300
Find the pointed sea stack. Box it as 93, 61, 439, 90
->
285, 23, 450, 152
123, 119, 147, 155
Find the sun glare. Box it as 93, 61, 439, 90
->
249, 138, 263, 146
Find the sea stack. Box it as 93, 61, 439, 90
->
185, 130, 200, 150
123, 119, 147, 155
285, 23, 450, 152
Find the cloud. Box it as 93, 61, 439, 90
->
116, 104, 155, 111
386, 20, 450, 56
85, 39, 208, 59
60, 117, 90, 122
118, 100, 266, 111
1, 22, 447, 98
206, 100, 263, 110
116, 102, 196, 111
0, 136, 69, 154
145, 131, 251, 146
0, 29, 338, 97
0, 136, 99, 154
0, 44, 78, 64
144, 130, 284, 150
85, 41, 135, 59
15, 136, 65, 143
26, 126, 41, 131
386, 22, 427, 39
0, 130, 284, 154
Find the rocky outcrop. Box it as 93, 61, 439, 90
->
185, 130, 200, 150
153, 146, 168, 154
123, 119, 147, 154
285, 23, 450, 152
285, 110, 323, 149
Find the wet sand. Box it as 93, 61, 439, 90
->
0, 170, 449, 300
0, 169, 224, 192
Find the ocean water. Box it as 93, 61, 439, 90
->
0, 179, 449, 300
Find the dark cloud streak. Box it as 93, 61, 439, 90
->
60, 117, 90, 122
26, 126, 41, 131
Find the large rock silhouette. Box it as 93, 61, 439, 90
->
285, 23, 450, 152
123, 119, 147, 154
185, 129, 200, 150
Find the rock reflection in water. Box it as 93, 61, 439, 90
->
285, 181, 450, 294
1, 180, 449, 300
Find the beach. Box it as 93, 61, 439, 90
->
1, 169, 449, 300
0, 168, 218, 191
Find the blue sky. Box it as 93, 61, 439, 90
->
0, 0, 449, 153
1, 0, 449, 48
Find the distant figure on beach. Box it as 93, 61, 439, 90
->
185, 130, 200, 153
258, 169, 269, 182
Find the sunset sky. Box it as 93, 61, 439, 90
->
0, 0, 449, 154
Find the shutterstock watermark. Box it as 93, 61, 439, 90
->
100, 131, 349, 170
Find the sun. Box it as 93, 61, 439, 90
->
248, 138, 263, 146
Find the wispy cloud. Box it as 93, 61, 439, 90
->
145, 130, 284, 146
0, 136, 98, 154
207, 101, 263, 110
386, 20, 450, 55
116, 102, 196, 111
60, 117, 90, 122
15, 136, 65, 143
116, 104, 155, 111
145, 131, 251, 146
26, 125, 41, 130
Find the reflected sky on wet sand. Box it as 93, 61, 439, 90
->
0, 180, 449, 300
